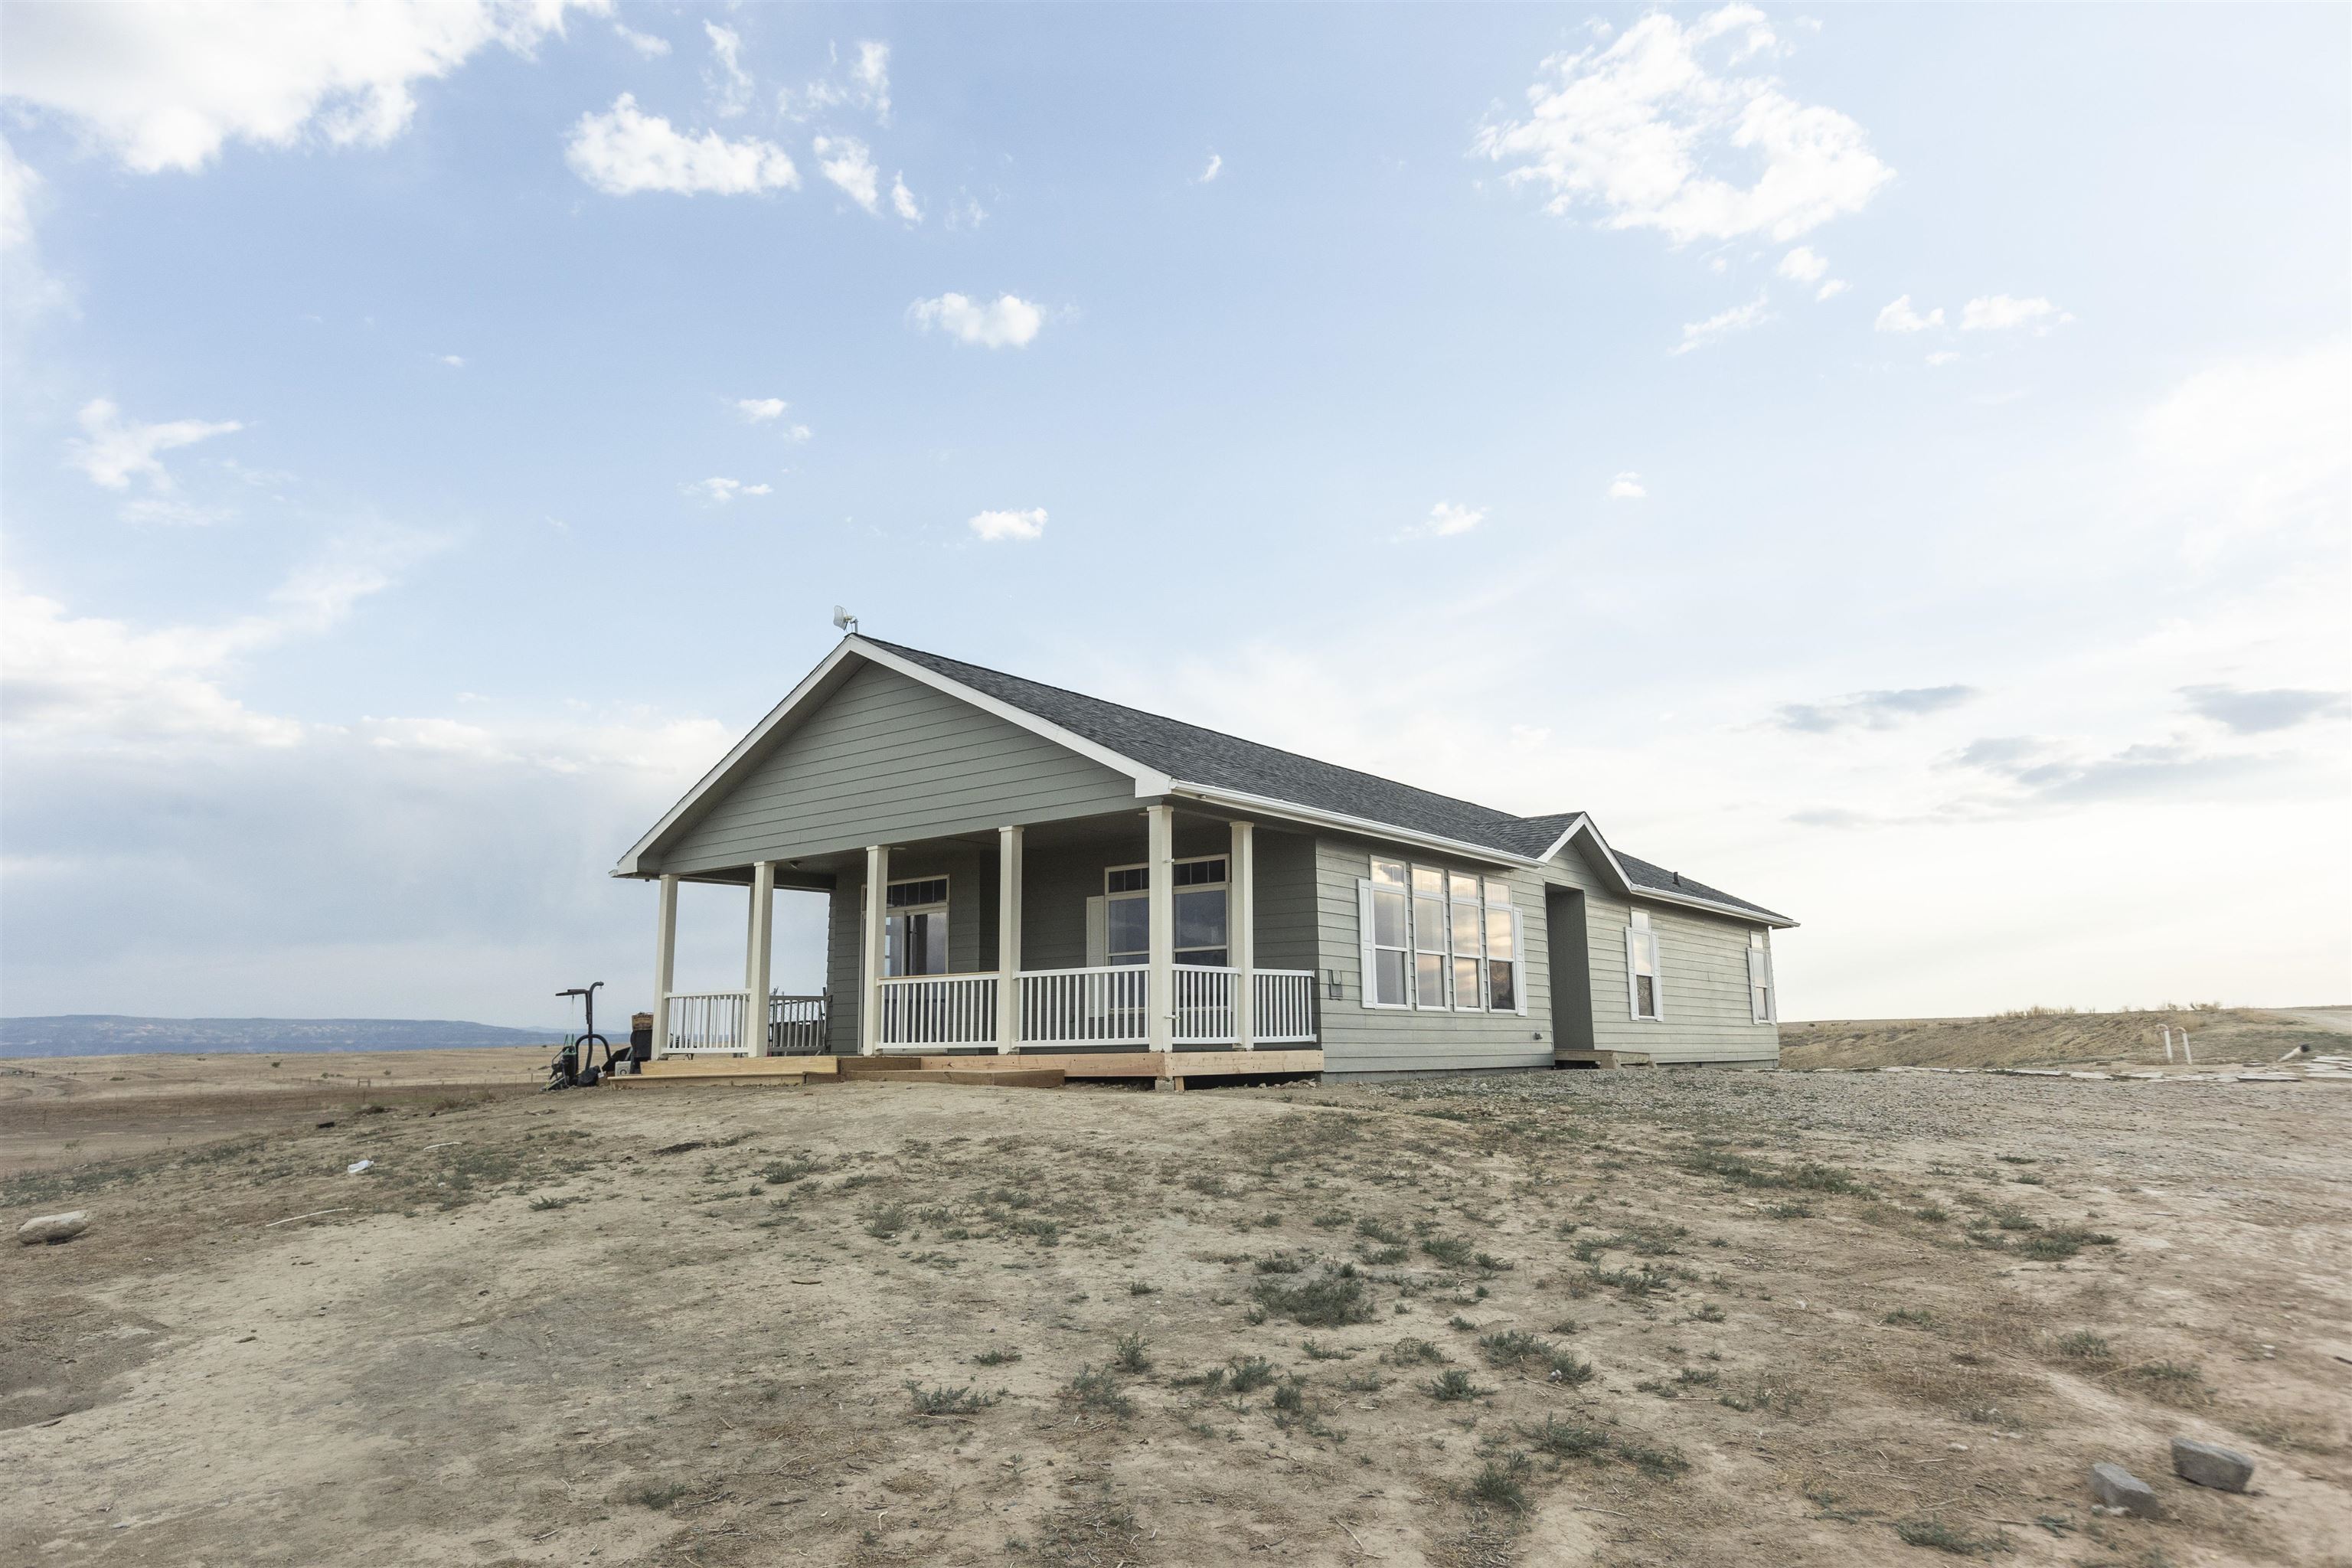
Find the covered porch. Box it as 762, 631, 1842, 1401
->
644, 802, 1322, 1073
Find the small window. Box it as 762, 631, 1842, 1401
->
1105, 867, 1148, 894
1371, 858, 1408, 888
1748, 930, 1773, 1024
1106, 857, 1228, 967
1628, 910, 1660, 1020
886, 877, 949, 910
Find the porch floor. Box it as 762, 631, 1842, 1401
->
619, 1048, 1322, 1089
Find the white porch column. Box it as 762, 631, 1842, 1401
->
1231, 820, 1256, 1051
996, 825, 1024, 1054
650, 873, 678, 1057
1146, 803, 1175, 1061
858, 844, 890, 1056
745, 861, 776, 1056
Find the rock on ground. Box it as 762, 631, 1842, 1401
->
2172, 1437, 2256, 1492
16, 1210, 89, 1245
2092, 1462, 2161, 1519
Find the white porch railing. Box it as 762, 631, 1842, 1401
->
1252, 969, 1318, 1044
769, 993, 826, 1055
1021, 965, 1152, 1047
665, 991, 751, 1054
877, 972, 1000, 1051
1172, 965, 1239, 1046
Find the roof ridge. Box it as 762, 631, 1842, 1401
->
860, 635, 1541, 831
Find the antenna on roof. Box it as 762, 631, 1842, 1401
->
831, 606, 858, 635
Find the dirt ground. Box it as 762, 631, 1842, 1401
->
5, 1063, 2348, 1568
0, 1046, 550, 1174
1779, 1007, 2351, 1073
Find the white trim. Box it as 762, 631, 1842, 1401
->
859, 844, 889, 1055
611, 639, 1795, 933
1509, 906, 1527, 1018
1145, 803, 1175, 1055
1168, 783, 1524, 870
997, 826, 1023, 1054
1537, 811, 1797, 929
850, 639, 1177, 795
650, 873, 678, 1057
614, 640, 861, 876
745, 861, 775, 1057
1231, 821, 1256, 1050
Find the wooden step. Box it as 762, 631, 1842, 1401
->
607, 1069, 821, 1089
843, 1067, 1066, 1089
1553, 1049, 1655, 1070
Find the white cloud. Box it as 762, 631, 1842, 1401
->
852, 40, 891, 123
565, 94, 799, 196
1962, 294, 2071, 333
1925, 350, 1960, 367
779, 38, 890, 123
612, 21, 668, 58
0, 0, 595, 174
2, 539, 421, 752
890, 173, 921, 223
1815, 278, 1848, 301
969, 508, 1047, 542
908, 292, 1044, 349
702, 21, 751, 116
1777, 245, 1827, 283
439, 353, 466, 368
682, 477, 772, 503
2138, 341, 2350, 561
1671, 295, 1772, 354
1873, 294, 1943, 333
736, 397, 787, 422
1196, 152, 1223, 185
1425, 501, 1485, 537
1609, 472, 1648, 500
67, 398, 242, 492
814, 134, 880, 213
1, 135, 39, 252
1478, 5, 1893, 244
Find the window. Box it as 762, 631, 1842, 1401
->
884, 877, 949, 976
1412, 866, 1448, 1011
1748, 930, 1775, 1024
1368, 859, 1410, 1006
1103, 858, 1230, 968
1627, 910, 1661, 1020
1359, 859, 1522, 1014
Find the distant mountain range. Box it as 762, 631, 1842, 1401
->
0, 1015, 558, 1058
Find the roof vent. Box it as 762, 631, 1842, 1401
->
1671, 872, 1683, 885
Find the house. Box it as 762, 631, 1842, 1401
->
613, 636, 1794, 1083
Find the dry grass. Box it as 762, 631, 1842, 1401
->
2, 1058, 2346, 1567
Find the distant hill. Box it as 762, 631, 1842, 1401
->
0, 1015, 558, 1058
1779, 1005, 2350, 1071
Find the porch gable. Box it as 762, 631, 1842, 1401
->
648, 661, 1145, 877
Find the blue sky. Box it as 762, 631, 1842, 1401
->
4, 2, 2347, 1029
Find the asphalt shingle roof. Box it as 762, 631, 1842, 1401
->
864, 639, 1789, 924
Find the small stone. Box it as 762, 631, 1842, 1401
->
2090, 1462, 2161, 1519
16, 1210, 89, 1245
2171, 1437, 2256, 1493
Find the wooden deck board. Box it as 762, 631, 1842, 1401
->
621, 1049, 1322, 1088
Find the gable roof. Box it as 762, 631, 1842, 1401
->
619, 636, 1793, 927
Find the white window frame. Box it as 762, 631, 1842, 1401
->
1748, 929, 1775, 1024
869, 874, 950, 978
1359, 858, 1524, 1016
1626, 908, 1663, 1021
1103, 855, 1230, 967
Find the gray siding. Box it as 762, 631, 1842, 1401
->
1311, 833, 1556, 1076
1548, 840, 1778, 1064
657, 662, 1141, 875
1311, 831, 1779, 1071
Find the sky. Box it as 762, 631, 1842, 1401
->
2, 1, 2347, 1031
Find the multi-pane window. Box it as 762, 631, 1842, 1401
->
1628, 910, 1661, 1020
1361, 859, 1520, 1013
1104, 858, 1229, 967
1748, 930, 1774, 1024
884, 877, 949, 976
